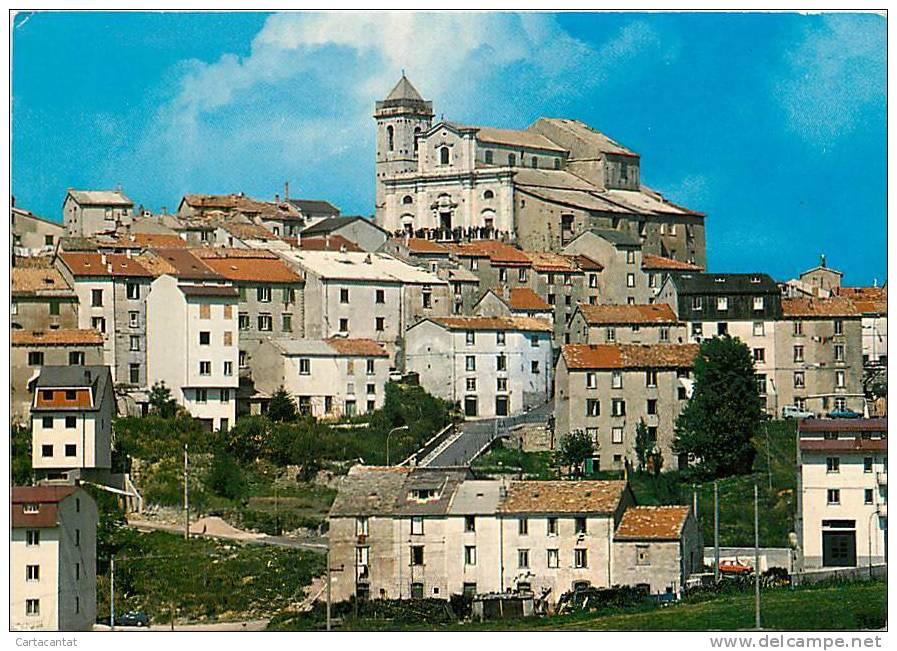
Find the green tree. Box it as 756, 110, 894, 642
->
217, 415, 268, 463
648, 448, 664, 477
148, 381, 178, 419
11, 424, 33, 485
560, 430, 595, 476
634, 419, 651, 472
268, 387, 298, 423
674, 336, 763, 479
205, 449, 249, 501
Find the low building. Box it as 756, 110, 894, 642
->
30, 366, 114, 480
10, 485, 98, 631
300, 216, 389, 253
404, 316, 554, 417
250, 338, 390, 418
613, 505, 703, 595
11, 267, 79, 332
11, 202, 64, 255
567, 303, 686, 345
796, 418, 887, 570
555, 343, 699, 470
63, 189, 133, 238
11, 330, 105, 424
474, 287, 554, 327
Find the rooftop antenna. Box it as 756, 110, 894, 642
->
401, 68, 405, 77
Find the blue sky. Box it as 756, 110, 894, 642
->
12, 11, 886, 284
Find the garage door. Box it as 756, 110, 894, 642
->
822, 530, 856, 567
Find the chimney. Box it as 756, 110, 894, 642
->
339, 244, 347, 254
874, 278, 878, 288
821, 253, 826, 268
364, 253, 372, 264
125, 249, 132, 259
325, 233, 331, 248
161, 206, 167, 215
100, 253, 107, 265
107, 264, 113, 274
284, 181, 290, 202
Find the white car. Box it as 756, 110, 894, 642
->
782, 405, 815, 419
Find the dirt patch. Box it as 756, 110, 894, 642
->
191, 516, 265, 540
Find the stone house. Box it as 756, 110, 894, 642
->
30, 365, 114, 481
11, 202, 64, 255
554, 343, 700, 470
286, 198, 341, 229
62, 189, 133, 238
56, 252, 154, 387
300, 216, 389, 253
474, 287, 554, 330
250, 338, 390, 419
613, 505, 703, 595
10, 485, 98, 631
835, 286, 888, 366
11, 267, 79, 332
404, 316, 554, 418
562, 229, 651, 305
567, 303, 687, 345
10, 330, 104, 424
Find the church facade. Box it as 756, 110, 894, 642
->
373, 76, 706, 268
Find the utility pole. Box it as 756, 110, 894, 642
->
693, 486, 698, 519
754, 482, 761, 630
765, 426, 773, 490
183, 444, 189, 540
714, 481, 720, 583
326, 547, 333, 631
110, 555, 115, 630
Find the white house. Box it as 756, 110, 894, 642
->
10, 485, 98, 631
404, 316, 554, 418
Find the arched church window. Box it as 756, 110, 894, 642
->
403, 195, 413, 205
387, 125, 394, 151
483, 190, 494, 200
440, 147, 450, 165
508, 153, 516, 167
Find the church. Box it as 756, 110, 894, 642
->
373, 75, 706, 268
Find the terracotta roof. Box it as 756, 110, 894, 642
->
12, 485, 79, 504
834, 287, 887, 315
577, 303, 679, 326
561, 343, 699, 370
428, 316, 553, 333
572, 254, 604, 272
294, 235, 364, 252
524, 251, 579, 273
179, 285, 238, 298
642, 254, 703, 271
181, 194, 300, 220
192, 247, 278, 259
58, 252, 153, 278
799, 439, 887, 453
142, 248, 221, 280
404, 238, 450, 254
799, 418, 887, 433
497, 480, 628, 514
447, 240, 532, 266
201, 256, 302, 283
11, 485, 80, 529
781, 298, 860, 318
12, 329, 104, 346
13, 256, 55, 269
109, 233, 187, 249
615, 506, 691, 541
324, 338, 389, 357
219, 222, 280, 241
12, 268, 75, 296
506, 287, 552, 312
34, 387, 93, 409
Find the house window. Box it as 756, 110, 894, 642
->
470, 258, 478, 271
91, 316, 107, 333
547, 549, 559, 568
794, 371, 805, 388
128, 363, 140, 383
612, 399, 626, 417
68, 351, 84, 365
531, 156, 538, 168
495, 377, 507, 392
834, 345, 845, 362
239, 350, 248, 368
366, 383, 375, 395
496, 331, 506, 346
126, 283, 140, 300
28, 351, 44, 366
128, 311, 139, 328
691, 297, 702, 310
794, 346, 804, 363
865, 489, 874, 505
827, 489, 840, 504
466, 377, 477, 392
65, 416, 76, 428
440, 147, 450, 165
834, 319, 844, 335
366, 359, 375, 375
499, 268, 508, 283
41, 444, 53, 457
645, 370, 658, 387
575, 517, 587, 534
586, 372, 597, 389
26, 599, 40, 617
519, 268, 528, 282
339, 318, 349, 333
518, 518, 528, 535
223, 361, 233, 377
283, 287, 296, 304
91, 289, 103, 307
864, 457, 874, 473
518, 549, 529, 568
198, 331, 211, 346
466, 356, 476, 371
75, 529, 80, 547
26, 564, 39, 581
659, 326, 670, 342
464, 515, 476, 532
282, 313, 292, 332
717, 297, 728, 310
606, 326, 616, 343
465, 546, 477, 566
647, 399, 657, 415
612, 427, 624, 444
386, 125, 394, 151
574, 549, 588, 568
508, 153, 516, 166
356, 516, 369, 536
826, 457, 840, 473
258, 314, 273, 331
26, 530, 40, 546
375, 317, 385, 332
547, 517, 558, 535
793, 321, 804, 336
753, 322, 765, 336
466, 331, 475, 346
484, 151, 494, 165
65, 444, 77, 457
256, 286, 272, 303
836, 370, 845, 388
411, 517, 424, 535
636, 545, 650, 566
756, 374, 767, 395
586, 399, 600, 417
753, 296, 764, 311
627, 273, 636, 287
199, 303, 210, 319
835, 397, 846, 410
41, 416, 53, 428
496, 354, 507, 371
530, 335, 540, 347
339, 288, 350, 304
199, 361, 211, 375
239, 313, 250, 330
411, 546, 425, 566
753, 348, 765, 363
196, 388, 208, 403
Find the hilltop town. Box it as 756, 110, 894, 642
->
10, 76, 887, 632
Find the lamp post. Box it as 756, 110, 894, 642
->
386, 425, 409, 466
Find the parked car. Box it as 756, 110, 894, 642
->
826, 407, 863, 419
116, 610, 149, 627
782, 405, 815, 419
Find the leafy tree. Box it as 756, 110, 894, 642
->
205, 449, 249, 501
634, 419, 651, 472
674, 336, 763, 479
648, 449, 664, 477
148, 381, 178, 419
560, 430, 595, 476
268, 387, 298, 423
11, 424, 33, 485
217, 415, 268, 463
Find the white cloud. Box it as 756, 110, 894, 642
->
125, 12, 675, 211
775, 14, 885, 148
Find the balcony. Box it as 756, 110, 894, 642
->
877, 471, 887, 486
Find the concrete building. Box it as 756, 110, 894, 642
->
63, 189, 133, 238
567, 303, 686, 345
373, 76, 705, 267
555, 343, 699, 470
613, 505, 703, 595
277, 250, 449, 364
250, 338, 390, 419
57, 252, 154, 387
11, 330, 105, 424
404, 316, 554, 417
656, 272, 781, 414
10, 485, 98, 631
775, 298, 865, 417
300, 216, 389, 253
145, 273, 239, 431
11, 267, 79, 332
562, 229, 651, 305
30, 365, 114, 479
835, 286, 888, 367
796, 418, 887, 570
11, 202, 64, 255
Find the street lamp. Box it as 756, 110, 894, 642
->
386, 425, 409, 466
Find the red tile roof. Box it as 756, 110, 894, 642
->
201, 256, 302, 283
496, 480, 628, 514
12, 329, 104, 347
34, 388, 93, 410
782, 297, 860, 318
429, 316, 553, 333
58, 252, 154, 278
403, 238, 450, 254
799, 438, 887, 453
524, 251, 579, 273
578, 303, 679, 325
11, 485, 79, 528
834, 287, 887, 315
798, 418, 887, 433
448, 240, 532, 266
141, 248, 221, 280
572, 254, 604, 272
642, 254, 703, 271
110, 233, 188, 248
294, 235, 364, 252
506, 288, 552, 312
219, 222, 281, 241
12, 268, 75, 296
562, 343, 699, 370
324, 338, 389, 357
615, 506, 691, 541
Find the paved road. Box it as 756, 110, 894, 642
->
127, 519, 327, 552
424, 402, 554, 467
95, 619, 269, 632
